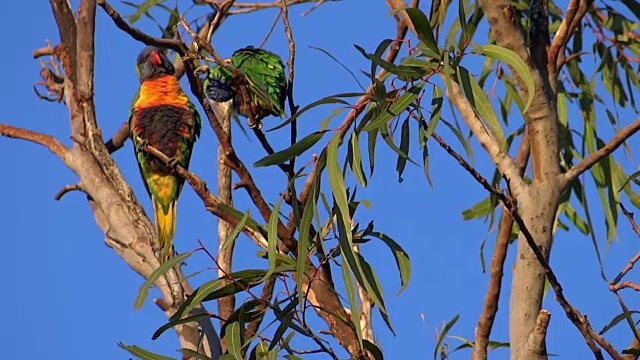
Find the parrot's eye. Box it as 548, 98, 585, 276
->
150, 51, 162, 67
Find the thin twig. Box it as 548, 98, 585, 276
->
563, 118, 640, 187
54, 184, 83, 200
97, 0, 182, 51
258, 10, 282, 48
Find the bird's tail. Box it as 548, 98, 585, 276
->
153, 198, 177, 263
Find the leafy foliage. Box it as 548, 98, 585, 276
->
114, 0, 640, 358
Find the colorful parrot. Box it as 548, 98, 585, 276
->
129, 46, 201, 263
204, 46, 287, 129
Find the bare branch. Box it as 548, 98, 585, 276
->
472, 132, 530, 360
214, 99, 235, 352
525, 310, 551, 355
549, 0, 591, 70
563, 118, 640, 187
0, 124, 68, 158
97, 0, 183, 52
228, 0, 334, 15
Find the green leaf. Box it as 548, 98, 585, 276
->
457, 67, 506, 148
218, 204, 267, 236
620, 0, 640, 20
354, 44, 427, 79
363, 340, 384, 360
220, 210, 250, 252
341, 244, 364, 347
405, 8, 439, 57
134, 250, 195, 310
153, 313, 212, 340
442, 119, 474, 161
434, 314, 460, 360
172, 270, 277, 322
255, 131, 328, 167
370, 232, 411, 295
309, 46, 366, 91
296, 181, 317, 307
267, 93, 365, 132
367, 127, 379, 175
379, 122, 418, 165
619, 169, 640, 191
363, 82, 425, 131
263, 197, 284, 282
422, 144, 434, 187
118, 343, 175, 360
600, 310, 640, 335
128, 0, 166, 24
562, 203, 590, 235
396, 118, 411, 183
472, 44, 536, 112
426, 85, 444, 139
350, 132, 368, 187
226, 322, 243, 360
269, 311, 295, 350
327, 134, 352, 249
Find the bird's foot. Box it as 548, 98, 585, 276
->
137, 137, 151, 150
166, 156, 180, 169
248, 119, 263, 130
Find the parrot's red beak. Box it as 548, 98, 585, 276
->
150, 51, 162, 67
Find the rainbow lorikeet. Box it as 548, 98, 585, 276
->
129, 46, 201, 263
204, 46, 287, 129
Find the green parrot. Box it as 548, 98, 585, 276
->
129, 46, 202, 263
204, 46, 287, 129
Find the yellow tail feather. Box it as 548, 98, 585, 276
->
153, 199, 177, 263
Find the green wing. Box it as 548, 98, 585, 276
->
231, 47, 287, 118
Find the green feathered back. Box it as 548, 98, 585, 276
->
209, 47, 287, 123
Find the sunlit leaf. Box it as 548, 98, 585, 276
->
153, 313, 212, 340
434, 314, 460, 360
255, 131, 327, 167
457, 66, 506, 148
370, 231, 411, 295
118, 343, 175, 360
220, 210, 250, 252
267, 93, 365, 131
396, 118, 411, 182
600, 310, 640, 335
134, 250, 195, 310
350, 132, 368, 187
405, 8, 439, 57
472, 44, 536, 112
363, 81, 426, 131
226, 322, 243, 360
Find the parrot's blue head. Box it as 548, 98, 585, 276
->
136, 46, 175, 82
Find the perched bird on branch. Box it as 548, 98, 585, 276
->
204, 46, 287, 129
129, 46, 202, 263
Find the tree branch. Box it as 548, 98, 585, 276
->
0, 124, 68, 158
472, 132, 530, 360
548, 0, 591, 71
97, 0, 182, 52
214, 100, 235, 352
562, 118, 640, 187
430, 131, 618, 360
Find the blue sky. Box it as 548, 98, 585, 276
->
2, 1, 640, 359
